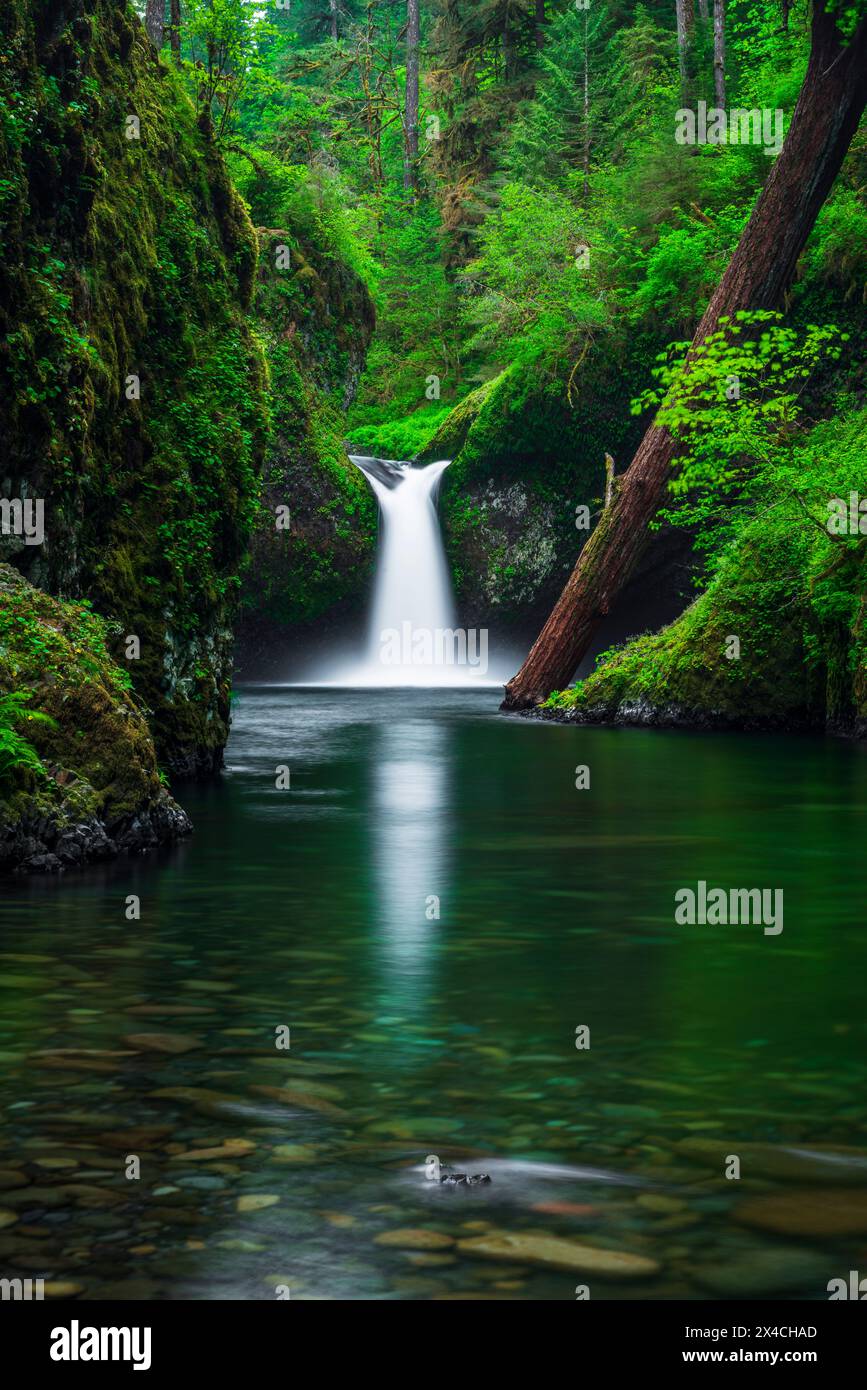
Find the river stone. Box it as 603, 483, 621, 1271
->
251, 1071, 346, 1101
457, 1231, 660, 1277
733, 1188, 867, 1237
374, 1229, 455, 1251
171, 1139, 255, 1162
248, 1085, 348, 1118
694, 1248, 832, 1297
237, 1194, 280, 1213
149, 1086, 240, 1105
0, 1170, 30, 1190
124, 1033, 202, 1054
677, 1139, 867, 1184
635, 1194, 686, 1215
0, 1210, 18, 1230
270, 1144, 319, 1165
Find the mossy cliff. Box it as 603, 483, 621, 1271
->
0, 564, 190, 872
235, 230, 377, 676
420, 350, 675, 635
537, 429, 867, 739
0, 0, 268, 776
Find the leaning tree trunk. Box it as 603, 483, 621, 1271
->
145, 0, 164, 49
404, 0, 420, 192
713, 0, 726, 109
502, 2, 867, 711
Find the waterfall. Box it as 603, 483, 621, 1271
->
325, 455, 494, 687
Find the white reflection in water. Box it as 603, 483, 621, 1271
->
370, 718, 451, 1000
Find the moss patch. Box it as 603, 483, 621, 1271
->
0, 562, 189, 871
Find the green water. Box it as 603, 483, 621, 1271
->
1, 688, 866, 1300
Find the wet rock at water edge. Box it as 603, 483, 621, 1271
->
439, 1173, 491, 1188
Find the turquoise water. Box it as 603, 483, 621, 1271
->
1, 688, 866, 1299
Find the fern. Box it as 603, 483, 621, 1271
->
0, 690, 56, 795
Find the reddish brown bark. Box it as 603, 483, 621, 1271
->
502, 1, 867, 711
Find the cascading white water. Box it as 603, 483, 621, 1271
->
323, 455, 495, 687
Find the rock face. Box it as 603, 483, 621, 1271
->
0, 565, 191, 874
0, 0, 269, 776
233, 232, 377, 679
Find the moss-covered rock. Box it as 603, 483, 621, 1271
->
0, 564, 190, 873
537, 504, 867, 738
234, 230, 377, 674
428, 353, 652, 632
0, 0, 269, 775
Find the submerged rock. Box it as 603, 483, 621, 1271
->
374, 1229, 455, 1251
733, 1188, 867, 1237
676, 1139, 867, 1185
457, 1231, 660, 1277
694, 1247, 832, 1297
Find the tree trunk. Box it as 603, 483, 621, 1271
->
503, 2, 515, 80
582, 12, 590, 203
330, 0, 339, 42
713, 0, 726, 109
502, 2, 867, 711
781, 0, 790, 32
145, 0, 164, 49
169, 0, 181, 65
404, 0, 420, 192
697, 0, 709, 17
675, 0, 694, 92
535, 0, 545, 50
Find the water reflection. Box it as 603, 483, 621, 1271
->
369, 716, 451, 1008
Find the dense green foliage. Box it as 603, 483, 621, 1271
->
160, 0, 864, 639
